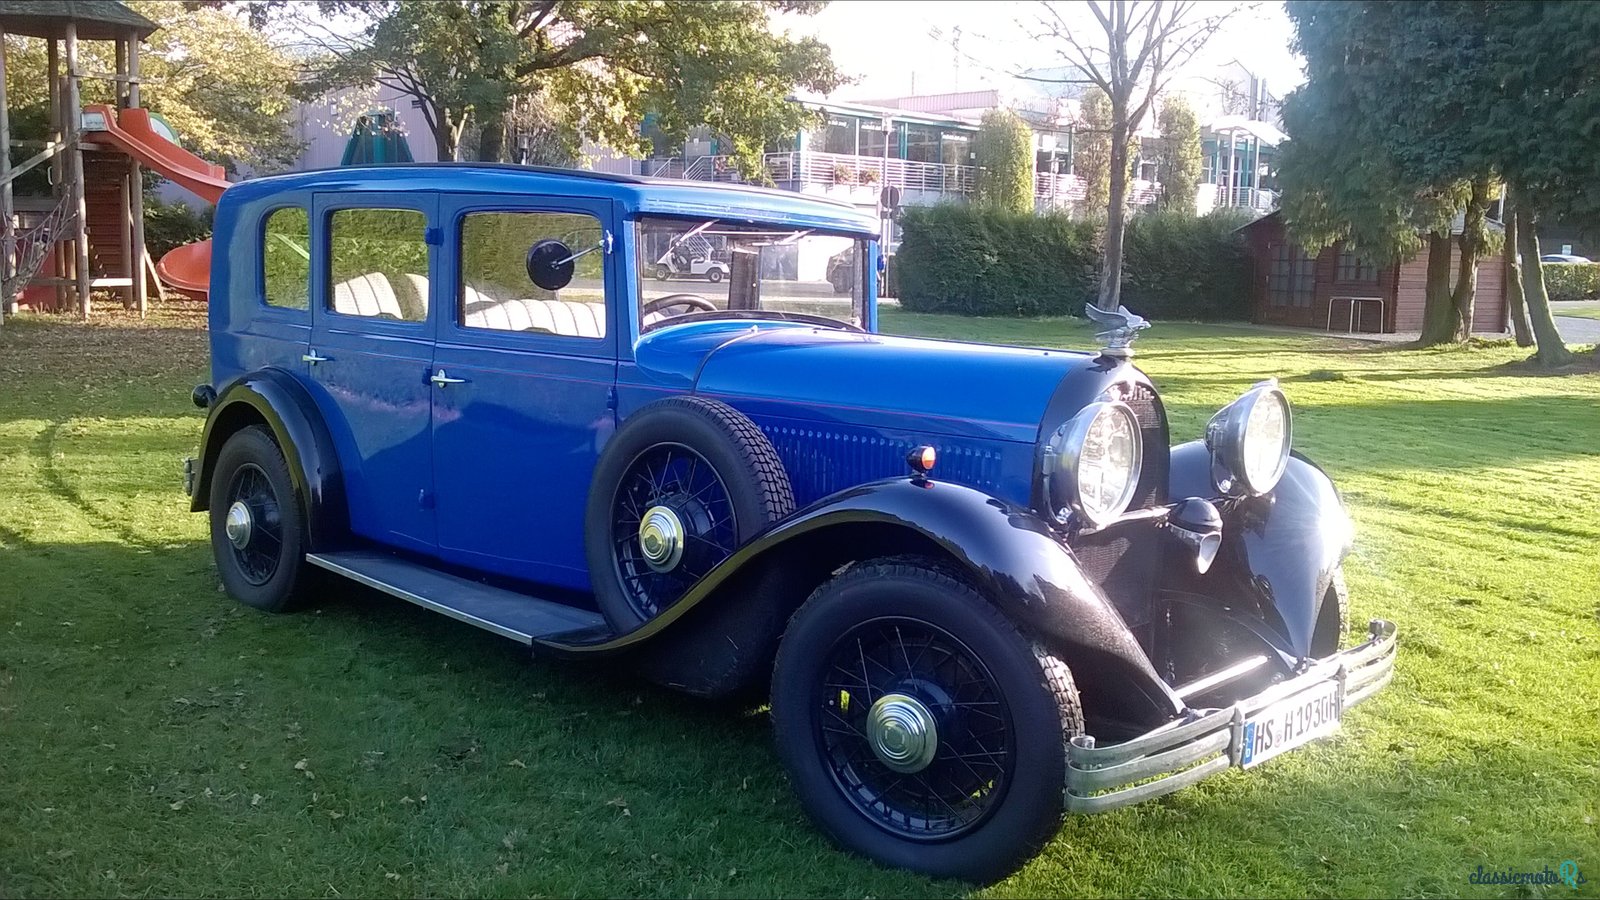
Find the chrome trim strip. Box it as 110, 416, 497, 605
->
1173, 654, 1269, 699
1066, 619, 1397, 814
304, 553, 534, 645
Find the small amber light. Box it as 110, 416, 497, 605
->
908, 445, 937, 473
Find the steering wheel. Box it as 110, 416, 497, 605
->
642, 293, 719, 318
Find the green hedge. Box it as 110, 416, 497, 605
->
1120, 209, 1255, 320
895, 205, 1098, 316
895, 204, 1255, 320
1541, 262, 1600, 302
144, 200, 213, 260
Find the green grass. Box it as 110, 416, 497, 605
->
1554, 305, 1600, 321
2, 305, 1598, 898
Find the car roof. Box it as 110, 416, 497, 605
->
223, 163, 882, 236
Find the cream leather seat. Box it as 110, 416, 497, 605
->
462, 297, 609, 337
331, 273, 405, 319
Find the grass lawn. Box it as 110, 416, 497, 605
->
1556, 306, 1600, 321
2, 305, 1597, 898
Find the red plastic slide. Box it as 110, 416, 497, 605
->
82, 104, 227, 298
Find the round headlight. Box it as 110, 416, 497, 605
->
1044, 400, 1143, 526
1207, 382, 1292, 495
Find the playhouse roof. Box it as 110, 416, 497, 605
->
0, 0, 158, 41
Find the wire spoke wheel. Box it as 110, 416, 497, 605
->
611, 443, 738, 619
816, 617, 1014, 841
223, 462, 284, 586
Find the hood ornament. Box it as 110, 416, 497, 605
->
1084, 303, 1150, 358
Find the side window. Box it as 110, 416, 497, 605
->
262, 207, 310, 309
459, 211, 606, 338
327, 208, 429, 322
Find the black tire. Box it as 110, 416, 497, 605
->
1311, 567, 1350, 656
771, 558, 1083, 883
654, 264, 670, 281
585, 396, 793, 630
208, 425, 314, 613
706, 267, 724, 283
829, 269, 851, 295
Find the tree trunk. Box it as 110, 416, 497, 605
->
477, 106, 507, 163
1446, 183, 1491, 342
1502, 192, 1533, 346
1101, 112, 1129, 308
1418, 231, 1456, 346
432, 116, 455, 162
1515, 205, 1573, 367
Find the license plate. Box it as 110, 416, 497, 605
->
1239, 679, 1342, 768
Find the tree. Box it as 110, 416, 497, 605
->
3, 2, 302, 174
1073, 88, 1111, 218
972, 109, 1035, 214
1280, 1, 1498, 347
1500, 188, 1534, 347
1025, 1, 1228, 307
1154, 96, 1199, 214
270, 1, 842, 173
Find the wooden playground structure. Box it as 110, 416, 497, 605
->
0, 1, 226, 326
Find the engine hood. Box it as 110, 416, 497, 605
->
634, 321, 1134, 445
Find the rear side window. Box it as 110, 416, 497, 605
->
327, 208, 429, 322
262, 207, 310, 309
459, 211, 606, 338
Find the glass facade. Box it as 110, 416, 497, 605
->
805, 111, 973, 164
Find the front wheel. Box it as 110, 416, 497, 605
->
208, 425, 314, 612
654, 264, 671, 281
706, 266, 724, 283
771, 558, 1083, 882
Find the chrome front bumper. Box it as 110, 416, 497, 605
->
1065, 618, 1398, 813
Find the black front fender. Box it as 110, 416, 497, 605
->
1169, 440, 1354, 657
191, 368, 348, 551
540, 477, 1183, 723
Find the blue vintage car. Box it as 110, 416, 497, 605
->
184, 164, 1396, 882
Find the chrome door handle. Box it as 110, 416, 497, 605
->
430, 369, 467, 387
302, 351, 329, 364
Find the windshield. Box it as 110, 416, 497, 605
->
636, 216, 868, 333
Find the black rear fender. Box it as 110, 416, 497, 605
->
541, 478, 1183, 725
191, 369, 348, 551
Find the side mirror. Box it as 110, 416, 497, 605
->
526, 239, 575, 291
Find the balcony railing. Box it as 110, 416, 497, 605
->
1211, 185, 1278, 212
638, 151, 1169, 212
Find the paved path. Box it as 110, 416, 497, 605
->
1554, 315, 1600, 343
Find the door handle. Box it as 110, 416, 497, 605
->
430, 369, 467, 387
302, 350, 329, 364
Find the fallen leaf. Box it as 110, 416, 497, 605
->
169, 799, 185, 811
251, 793, 262, 807
507, 759, 526, 769
293, 759, 309, 771
328, 810, 343, 819
385, 873, 400, 881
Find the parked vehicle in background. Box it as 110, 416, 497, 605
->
1540, 253, 1592, 264
183, 163, 1397, 883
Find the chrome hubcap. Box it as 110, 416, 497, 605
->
866, 693, 939, 773
638, 505, 685, 572
224, 500, 254, 549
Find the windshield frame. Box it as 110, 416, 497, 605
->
633, 214, 870, 335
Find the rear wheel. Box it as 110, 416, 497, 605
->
771, 558, 1082, 882
208, 425, 314, 613
654, 263, 671, 281
706, 266, 724, 283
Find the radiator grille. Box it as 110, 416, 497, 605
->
1122, 383, 1169, 510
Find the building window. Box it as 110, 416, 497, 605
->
905, 123, 940, 163
859, 118, 891, 158
1268, 242, 1315, 308
262, 207, 310, 310
1335, 245, 1376, 282
941, 131, 970, 166
815, 115, 857, 155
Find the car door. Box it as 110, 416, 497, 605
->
429, 196, 619, 591
305, 194, 440, 555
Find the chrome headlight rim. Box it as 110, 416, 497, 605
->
1043, 399, 1144, 527
1206, 381, 1293, 496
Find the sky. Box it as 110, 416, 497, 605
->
781, 1, 1305, 104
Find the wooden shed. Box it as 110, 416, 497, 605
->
1239, 212, 1509, 334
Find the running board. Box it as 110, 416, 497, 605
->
305, 551, 610, 646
